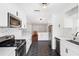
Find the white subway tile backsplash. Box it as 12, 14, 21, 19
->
62, 28, 73, 37
0, 28, 22, 39
0, 28, 32, 40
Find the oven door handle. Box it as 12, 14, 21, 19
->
15, 41, 26, 50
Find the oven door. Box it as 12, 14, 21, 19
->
15, 41, 26, 56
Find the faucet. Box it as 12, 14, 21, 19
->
73, 32, 79, 40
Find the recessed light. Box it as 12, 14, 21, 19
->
40, 18, 42, 20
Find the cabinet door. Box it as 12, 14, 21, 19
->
66, 42, 79, 56
0, 8, 7, 27
8, 8, 17, 16
64, 17, 73, 28
64, 4, 78, 28
60, 40, 67, 56
8, 50, 15, 56
68, 49, 79, 56
0, 47, 16, 56
18, 11, 27, 29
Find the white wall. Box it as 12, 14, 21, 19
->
38, 32, 49, 41
30, 23, 49, 41
32, 24, 48, 32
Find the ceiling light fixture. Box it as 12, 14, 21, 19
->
41, 3, 48, 8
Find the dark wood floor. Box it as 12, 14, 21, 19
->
26, 41, 59, 56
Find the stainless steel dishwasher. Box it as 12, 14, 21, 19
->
55, 37, 60, 56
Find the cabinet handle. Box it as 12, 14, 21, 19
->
66, 48, 68, 53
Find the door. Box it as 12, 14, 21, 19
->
32, 31, 38, 43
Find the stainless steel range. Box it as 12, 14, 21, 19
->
0, 35, 26, 56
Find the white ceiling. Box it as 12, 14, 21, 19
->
15, 3, 77, 24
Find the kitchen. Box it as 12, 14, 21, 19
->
0, 3, 79, 56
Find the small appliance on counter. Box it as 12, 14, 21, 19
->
0, 35, 26, 56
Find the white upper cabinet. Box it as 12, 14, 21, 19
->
0, 4, 27, 28
64, 4, 78, 28
77, 4, 79, 32
7, 5, 17, 16
0, 7, 7, 27
64, 16, 73, 28
18, 10, 27, 29
0, 4, 17, 27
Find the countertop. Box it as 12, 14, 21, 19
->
55, 36, 73, 41
56, 36, 79, 46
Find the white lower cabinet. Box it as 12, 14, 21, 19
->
68, 49, 79, 56
60, 40, 79, 56
60, 40, 68, 56
8, 49, 15, 56
0, 47, 16, 56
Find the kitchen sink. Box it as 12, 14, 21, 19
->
67, 40, 79, 45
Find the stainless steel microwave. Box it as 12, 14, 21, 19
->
8, 12, 21, 28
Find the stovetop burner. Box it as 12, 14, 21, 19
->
0, 39, 26, 47
15, 40, 26, 47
